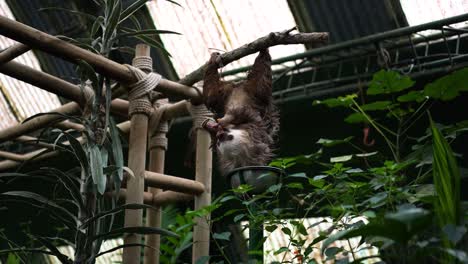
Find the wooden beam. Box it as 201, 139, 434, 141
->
0, 16, 199, 99
0, 43, 30, 64
144, 171, 205, 195
0, 102, 80, 143
122, 44, 151, 264
145, 106, 167, 264
0, 60, 129, 116
192, 115, 213, 263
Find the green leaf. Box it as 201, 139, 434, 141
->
316, 136, 353, 147
430, 116, 462, 226
313, 94, 357, 108
287, 182, 304, 189
442, 224, 467, 244
324, 246, 342, 257
103, 0, 122, 44
344, 113, 368, 124
274, 247, 289, 255
213, 232, 231, 241
368, 70, 414, 95
118, 28, 180, 39
109, 118, 124, 188
34, 236, 72, 264
397, 90, 426, 102
360, 101, 392, 111
424, 68, 468, 101
233, 214, 245, 222
330, 155, 353, 163
281, 227, 292, 236
91, 16, 105, 37
195, 256, 210, 264
90, 145, 106, 194
119, 0, 149, 23
287, 172, 307, 179
134, 35, 172, 57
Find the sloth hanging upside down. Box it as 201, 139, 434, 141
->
202, 49, 279, 176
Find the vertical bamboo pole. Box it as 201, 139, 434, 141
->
192, 106, 213, 263
144, 99, 169, 264
123, 44, 151, 264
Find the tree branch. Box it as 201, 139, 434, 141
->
178, 29, 329, 87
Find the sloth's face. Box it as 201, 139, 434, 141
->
217, 128, 250, 154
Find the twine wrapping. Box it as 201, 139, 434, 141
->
188, 103, 213, 129
149, 98, 169, 150
125, 56, 162, 116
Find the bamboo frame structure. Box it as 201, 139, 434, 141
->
144, 100, 168, 264
122, 44, 151, 263
192, 114, 213, 263
0, 14, 329, 263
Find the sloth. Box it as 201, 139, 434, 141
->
202, 49, 279, 175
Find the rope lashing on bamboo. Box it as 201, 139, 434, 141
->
124, 64, 162, 116
132, 56, 153, 73
149, 99, 169, 151
188, 103, 214, 129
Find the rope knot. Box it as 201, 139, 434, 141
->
125, 62, 162, 116
188, 103, 213, 129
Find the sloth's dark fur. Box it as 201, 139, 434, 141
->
203, 49, 279, 175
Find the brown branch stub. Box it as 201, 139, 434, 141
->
178, 30, 329, 88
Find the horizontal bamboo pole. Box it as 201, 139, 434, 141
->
0, 43, 30, 64
152, 190, 193, 206
0, 16, 199, 99
143, 171, 205, 195
109, 189, 193, 206
0, 60, 129, 116
55, 120, 84, 132
0, 102, 80, 143
0, 121, 129, 171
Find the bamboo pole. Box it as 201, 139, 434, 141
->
192, 107, 213, 263
0, 43, 30, 64
143, 171, 205, 195
0, 16, 199, 99
122, 44, 151, 264
0, 60, 129, 116
0, 102, 80, 142
109, 189, 193, 206
144, 100, 168, 264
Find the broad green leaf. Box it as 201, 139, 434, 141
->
286, 182, 304, 189
90, 145, 106, 194
274, 247, 289, 255
213, 232, 231, 241
344, 113, 368, 124
360, 101, 392, 111
397, 90, 426, 102
368, 70, 414, 95
424, 68, 468, 101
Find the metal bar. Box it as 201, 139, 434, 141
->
223, 13, 468, 76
